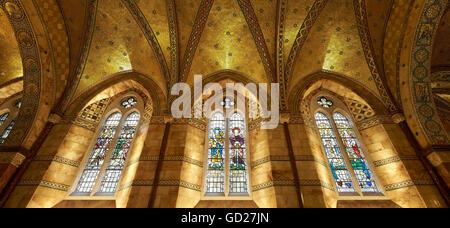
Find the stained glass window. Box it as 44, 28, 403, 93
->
206, 112, 226, 194
75, 112, 122, 194
228, 113, 248, 194
0, 117, 16, 145
314, 113, 355, 193
333, 113, 378, 192
318, 97, 333, 108
99, 112, 140, 193
121, 97, 137, 109
0, 113, 9, 127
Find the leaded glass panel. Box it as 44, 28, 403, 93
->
0, 113, 9, 127
333, 112, 379, 192
314, 112, 355, 193
121, 97, 137, 109
0, 117, 15, 145
206, 113, 226, 193
99, 112, 140, 193
228, 113, 248, 194
75, 112, 122, 194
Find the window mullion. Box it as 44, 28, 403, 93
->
225, 117, 229, 197
331, 118, 362, 196
91, 115, 125, 196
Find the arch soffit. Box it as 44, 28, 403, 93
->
65, 71, 167, 117
288, 71, 389, 115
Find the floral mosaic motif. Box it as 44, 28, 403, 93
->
411, 0, 448, 145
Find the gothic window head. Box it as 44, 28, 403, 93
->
73, 94, 143, 196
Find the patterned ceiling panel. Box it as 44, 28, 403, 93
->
289, 0, 382, 100
0, 10, 22, 86
75, 0, 167, 98
185, 0, 268, 84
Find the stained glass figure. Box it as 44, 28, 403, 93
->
99, 112, 140, 193
0, 117, 16, 145
121, 97, 137, 109
314, 113, 355, 193
318, 97, 333, 108
206, 112, 226, 193
333, 112, 379, 192
220, 97, 235, 109
0, 113, 9, 127
75, 112, 122, 194
228, 113, 248, 194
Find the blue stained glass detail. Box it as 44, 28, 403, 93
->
0, 117, 15, 145
206, 113, 226, 193
75, 112, 122, 194
315, 112, 356, 193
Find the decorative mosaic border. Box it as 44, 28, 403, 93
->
60, 0, 98, 110
122, 0, 171, 91
410, 0, 449, 144
179, 0, 214, 82
284, 0, 329, 85
173, 118, 207, 132
33, 155, 80, 168
277, 0, 288, 110
357, 115, 395, 131
252, 179, 335, 192
384, 179, 435, 191
118, 179, 201, 192
18, 179, 70, 192
354, 0, 398, 113
251, 155, 327, 169
129, 155, 203, 168
373, 155, 419, 168
237, 0, 275, 83
165, 0, 179, 86
71, 116, 98, 132
0, 0, 42, 146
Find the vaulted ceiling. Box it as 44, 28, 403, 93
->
0, 9, 22, 86
1, 0, 449, 116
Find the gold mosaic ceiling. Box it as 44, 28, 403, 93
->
1, 0, 448, 112
0, 9, 22, 86
70, 0, 393, 99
